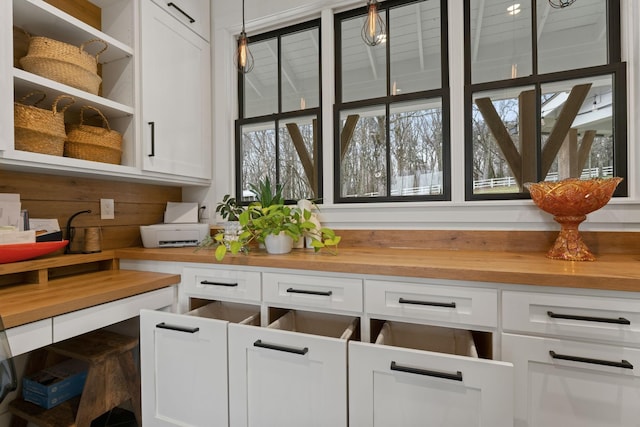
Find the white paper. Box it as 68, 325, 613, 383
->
0, 229, 35, 244
0, 194, 21, 228
164, 202, 199, 224
29, 219, 61, 232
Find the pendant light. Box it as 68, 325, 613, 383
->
361, 0, 386, 47
235, 0, 254, 74
548, 0, 577, 8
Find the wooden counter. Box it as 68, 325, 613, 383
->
115, 246, 640, 293
0, 251, 180, 328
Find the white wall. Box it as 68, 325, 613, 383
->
199, 0, 640, 232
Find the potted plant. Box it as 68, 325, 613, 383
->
215, 194, 244, 247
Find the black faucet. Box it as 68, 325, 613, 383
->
65, 210, 91, 254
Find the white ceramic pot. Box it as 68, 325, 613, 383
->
264, 232, 294, 254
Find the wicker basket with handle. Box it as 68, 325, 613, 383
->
20, 37, 107, 95
14, 91, 75, 156
65, 105, 122, 165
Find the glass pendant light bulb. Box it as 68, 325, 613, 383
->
235, 32, 254, 74
548, 0, 577, 9
235, 0, 254, 74
361, 0, 386, 47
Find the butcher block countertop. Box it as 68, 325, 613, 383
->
114, 245, 640, 293
0, 251, 180, 328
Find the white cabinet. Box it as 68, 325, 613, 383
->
140, 0, 211, 180
228, 310, 358, 427
140, 302, 260, 427
150, 0, 210, 41
503, 333, 640, 427
4, 0, 137, 175
349, 321, 513, 427
502, 290, 640, 427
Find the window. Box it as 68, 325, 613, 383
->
236, 20, 321, 202
334, 0, 450, 203
465, 0, 627, 200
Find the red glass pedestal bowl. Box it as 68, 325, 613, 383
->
525, 177, 622, 261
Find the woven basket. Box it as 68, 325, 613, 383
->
20, 37, 107, 95
14, 91, 75, 156
65, 106, 122, 165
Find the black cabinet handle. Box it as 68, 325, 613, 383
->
399, 298, 456, 308
549, 350, 633, 369
167, 2, 195, 23
254, 339, 308, 355
148, 121, 155, 157
201, 280, 238, 287
547, 311, 630, 325
390, 361, 463, 381
156, 322, 199, 334
286, 287, 332, 297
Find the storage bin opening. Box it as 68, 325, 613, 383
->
187, 300, 260, 326
268, 309, 360, 341
371, 320, 493, 359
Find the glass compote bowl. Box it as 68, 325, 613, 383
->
525, 177, 623, 261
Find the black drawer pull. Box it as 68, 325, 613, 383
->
549, 351, 633, 369
156, 322, 199, 334
547, 311, 630, 325
286, 287, 332, 297
167, 2, 195, 23
399, 298, 456, 308
148, 121, 155, 157
254, 340, 308, 355
390, 361, 463, 381
201, 280, 238, 287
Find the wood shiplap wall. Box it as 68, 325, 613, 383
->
0, 170, 182, 251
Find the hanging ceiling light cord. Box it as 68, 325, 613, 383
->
361, 0, 387, 47
235, 0, 254, 74
548, 0, 577, 9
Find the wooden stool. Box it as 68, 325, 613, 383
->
9, 329, 141, 427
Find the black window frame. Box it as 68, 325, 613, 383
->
463, 0, 627, 201
235, 18, 323, 204
333, 0, 451, 204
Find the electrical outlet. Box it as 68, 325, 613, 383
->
200, 204, 210, 220
100, 199, 115, 219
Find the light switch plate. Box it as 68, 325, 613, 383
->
100, 199, 115, 219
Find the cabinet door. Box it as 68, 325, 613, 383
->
140, 0, 211, 180
503, 332, 640, 427
349, 341, 514, 427
140, 309, 228, 427
227, 323, 348, 427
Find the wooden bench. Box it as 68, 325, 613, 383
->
9, 329, 141, 427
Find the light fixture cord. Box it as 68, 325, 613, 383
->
242, 0, 246, 33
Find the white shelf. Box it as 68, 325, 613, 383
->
12, 0, 133, 64
14, 68, 134, 118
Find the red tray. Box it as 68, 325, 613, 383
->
0, 240, 69, 264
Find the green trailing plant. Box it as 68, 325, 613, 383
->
198, 202, 341, 261
198, 178, 340, 261
215, 194, 244, 221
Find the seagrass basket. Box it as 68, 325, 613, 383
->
65, 106, 122, 164
14, 91, 75, 156
20, 37, 107, 95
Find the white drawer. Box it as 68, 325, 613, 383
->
365, 279, 498, 328
5, 319, 52, 357
53, 287, 174, 342
182, 267, 261, 303
262, 272, 363, 313
502, 290, 640, 345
